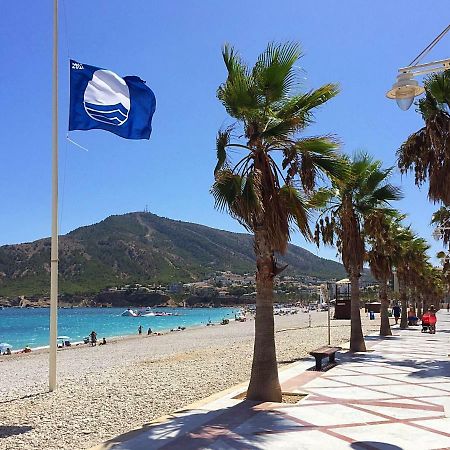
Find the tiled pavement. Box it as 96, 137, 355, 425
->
93, 312, 450, 450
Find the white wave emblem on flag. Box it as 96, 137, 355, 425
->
83, 69, 130, 126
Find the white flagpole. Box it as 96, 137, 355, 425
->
49, 0, 59, 392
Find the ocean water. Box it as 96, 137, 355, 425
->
0, 306, 240, 350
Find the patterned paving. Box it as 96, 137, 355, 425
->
92, 312, 450, 450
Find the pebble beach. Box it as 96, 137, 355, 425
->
0, 310, 381, 450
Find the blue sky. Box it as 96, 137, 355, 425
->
0, 1, 449, 263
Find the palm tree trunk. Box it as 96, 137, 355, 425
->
379, 278, 392, 336
350, 271, 366, 352
246, 227, 282, 402
417, 298, 422, 319
399, 278, 408, 329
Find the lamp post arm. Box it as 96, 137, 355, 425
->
398, 58, 450, 77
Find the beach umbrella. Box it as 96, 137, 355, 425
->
0, 343, 12, 352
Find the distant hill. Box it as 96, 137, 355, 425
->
0, 212, 346, 297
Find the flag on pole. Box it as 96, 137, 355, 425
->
69, 60, 156, 140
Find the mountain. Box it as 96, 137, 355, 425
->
0, 212, 346, 297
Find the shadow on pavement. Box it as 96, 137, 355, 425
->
97, 400, 308, 449
278, 356, 310, 365
351, 441, 403, 450
363, 335, 399, 341
0, 425, 32, 438
338, 340, 450, 380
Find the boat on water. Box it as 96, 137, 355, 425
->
121, 308, 139, 317
121, 307, 181, 317
154, 311, 178, 316
140, 307, 156, 317
139, 310, 179, 317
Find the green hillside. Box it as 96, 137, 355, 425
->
0, 212, 346, 297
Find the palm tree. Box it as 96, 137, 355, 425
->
397, 70, 450, 204
314, 153, 402, 352
394, 232, 430, 329
212, 42, 344, 401
366, 211, 405, 336
414, 263, 444, 313
432, 209, 450, 303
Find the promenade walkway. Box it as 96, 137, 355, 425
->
93, 311, 450, 450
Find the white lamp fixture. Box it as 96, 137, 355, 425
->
386, 72, 425, 110
387, 24, 450, 110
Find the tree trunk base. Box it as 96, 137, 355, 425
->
350, 341, 367, 352
246, 381, 282, 402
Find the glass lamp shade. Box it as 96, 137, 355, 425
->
396, 95, 415, 111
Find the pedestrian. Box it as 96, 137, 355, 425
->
392, 303, 401, 325
422, 305, 438, 334
147, 327, 152, 335
90, 330, 97, 346
429, 305, 437, 333
407, 306, 418, 326
138, 325, 142, 335
447, 302, 449, 312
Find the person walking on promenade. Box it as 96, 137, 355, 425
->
393, 303, 401, 325
138, 325, 142, 335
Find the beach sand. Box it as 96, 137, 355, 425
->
0, 310, 381, 450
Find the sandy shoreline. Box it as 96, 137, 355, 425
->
0, 310, 382, 450
3, 320, 224, 358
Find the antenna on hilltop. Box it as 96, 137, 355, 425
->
144, 204, 149, 213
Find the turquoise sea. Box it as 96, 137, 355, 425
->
0, 307, 240, 351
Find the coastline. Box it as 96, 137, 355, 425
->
4, 319, 229, 356
0, 306, 241, 352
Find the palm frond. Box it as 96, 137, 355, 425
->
363, 166, 392, 194
217, 45, 259, 120
260, 84, 339, 140
211, 170, 244, 212
424, 69, 450, 109
214, 126, 233, 174
260, 116, 305, 139
306, 187, 334, 209
252, 42, 301, 103
277, 84, 340, 120
297, 137, 347, 185
371, 184, 403, 203
279, 185, 311, 238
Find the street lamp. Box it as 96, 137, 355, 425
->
432, 217, 450, 265
387, 24, 450, 110
386, 72, 424, 111
432, 216, 450, 241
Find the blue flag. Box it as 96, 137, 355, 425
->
69, 60, 156, 140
